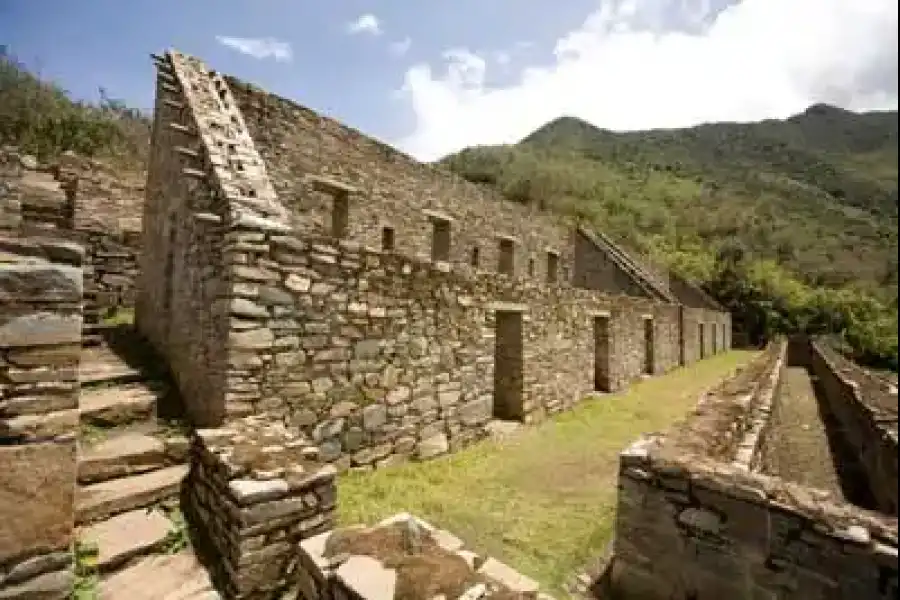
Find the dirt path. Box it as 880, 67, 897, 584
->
760, 366, 846, 497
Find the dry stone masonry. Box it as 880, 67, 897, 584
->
295, 513, 547, 600
137, 50, 732, 475
602, 339, 899, 599
0, 234, 83, 600
185, 416, 336, 599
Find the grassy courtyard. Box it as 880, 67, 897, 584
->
337, 350, 757, 593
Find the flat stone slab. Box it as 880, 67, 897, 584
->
77, 464, 188, 524
79, 385, 156, 426
297, 512, 549, 599
79, 432, 167, 484
79, 508, 172, 572
98, 550, 219, 600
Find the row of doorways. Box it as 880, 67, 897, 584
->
492, 312, 656, 421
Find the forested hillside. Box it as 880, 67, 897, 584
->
442, 107, 898, 369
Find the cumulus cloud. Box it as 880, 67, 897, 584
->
215, 36, 293, 62
396, 0, 899, 161
347, 14, 383, 36
389, 37, 413, 58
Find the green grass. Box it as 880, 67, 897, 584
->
338, 350, 757, 593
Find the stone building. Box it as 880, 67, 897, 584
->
136, 50, 731, 471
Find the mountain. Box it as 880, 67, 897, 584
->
441, 106, 898, 369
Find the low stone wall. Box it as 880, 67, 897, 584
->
809, 340, 898, 515
0, 149, 23, 231
609, 438, 898, 600
184, 416, 337, 599
605, 343, 899, 600
0, 235, 83, 600
295, 513, 545, 599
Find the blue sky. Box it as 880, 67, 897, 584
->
1, 0, 594, 148
2, 0, 896, 160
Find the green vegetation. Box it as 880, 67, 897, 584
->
442, 106, 898, 370
72, 539, 100, 600
339, 350, 756, 593
0, 47, 150, 167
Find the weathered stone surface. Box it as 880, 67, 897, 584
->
0, 312, 81, 347
0, 442, 76, 563
0, 263, 82, 303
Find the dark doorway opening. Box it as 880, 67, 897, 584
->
643, 317, 655, 375
493, 310, 524, 420
593, 315, 612, 392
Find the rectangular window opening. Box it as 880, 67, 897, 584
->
498, 238, 515, 275
331, 193, 349, 239
431, 218, 451, 262
546, 251, 559, 283
381, 226, 395, 252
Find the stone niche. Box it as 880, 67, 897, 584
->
295, 513, 549, 600
0, 235, 83, 600
184, 415, 337, 599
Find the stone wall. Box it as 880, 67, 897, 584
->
0, 149, 22, 231
573, 228, 654, 299
226, 77, 578, 286
809, 340, 898, 515
140, 50, 727, 470
216, 228, 682, 470
605, 344, 899, 600
0, 234, 83, 600
56, 152, 144, 235
184, 417, 336, 599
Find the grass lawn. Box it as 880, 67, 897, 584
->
337, 350, 757, 593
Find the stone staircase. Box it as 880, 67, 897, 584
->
74, 330, 217, 599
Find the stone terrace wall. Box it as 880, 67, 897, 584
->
605, 345, 899, 600
809, 340, 898, 515
0, 235, 83, 600
217, 228, 681, 471
56, 152, 144, 235
226, 77, 577, 286
0, 149, 22, 231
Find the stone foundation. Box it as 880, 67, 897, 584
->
185, 416, 337, 599
0, 235, 83, 600
295, 513, 547, 600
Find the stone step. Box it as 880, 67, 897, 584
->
78, 432, 169, 484
80, 360, 145, 388
78, 508, 173, 573
80, 385, 158, 427
99, 550, 220, 600
77, 464, 189, 525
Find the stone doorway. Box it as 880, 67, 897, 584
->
699, 323, 706, 359
593, 314, 612, 392
331, 192, 349, 239
493, 310, 524, 421
643, 317, 655, 375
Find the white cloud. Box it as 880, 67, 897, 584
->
215, 36, 293, 62
347, 14, 383, 36
396, 0, 899, 161
389, 37, 412, 58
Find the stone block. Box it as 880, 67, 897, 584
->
184, 415, 336, 599
0, 441, 76, 564
294, 513, 549, 599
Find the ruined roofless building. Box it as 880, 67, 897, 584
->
136, 50, 731, 468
